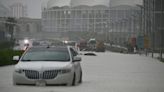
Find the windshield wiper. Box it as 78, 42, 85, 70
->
40, 59, 70, 61
21, 59, 70, 61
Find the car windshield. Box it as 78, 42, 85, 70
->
21, 48, 70, 62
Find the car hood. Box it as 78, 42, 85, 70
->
15, 61, 72, 70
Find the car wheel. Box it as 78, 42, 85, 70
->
72, 73, 76, 86
79, 71, 82, 83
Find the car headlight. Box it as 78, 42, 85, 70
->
58, 69, 71, 74
15, 69, 24, 73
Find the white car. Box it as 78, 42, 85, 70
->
13, 46, 82, 86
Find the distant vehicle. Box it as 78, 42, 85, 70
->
87, 38, 96, 51
79, 40, 87, 51
63, 41, 76, 46
96, 41, 105, 52
63, 41, 80, 51
13, 39, 33, 51
32, 41, 40, 46
51, 40, 64, 46
13, 46, 82, 86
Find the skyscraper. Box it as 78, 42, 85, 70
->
10, 2, 27, 18
143, 0, 164, 51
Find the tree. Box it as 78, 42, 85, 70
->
4, 17, 17, 49
5, 17, 16, 41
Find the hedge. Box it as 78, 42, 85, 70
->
0, 41, 14, 49
0, 49, 23, 66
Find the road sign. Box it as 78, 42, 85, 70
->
137, 35, 144, 49
144, 36, 149, 49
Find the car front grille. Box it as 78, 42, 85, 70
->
43, 70, 59, 79
24, 70, 39, 79
23, 70, 59, 79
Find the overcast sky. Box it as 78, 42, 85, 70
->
1, 0, 142, 19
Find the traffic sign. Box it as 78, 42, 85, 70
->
137, 35, 144, 49
144, 36, 149, 49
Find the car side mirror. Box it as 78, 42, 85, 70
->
73, 56, 81, 62
13, 56, 20, 62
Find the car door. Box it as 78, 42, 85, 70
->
70, 48, 81, 80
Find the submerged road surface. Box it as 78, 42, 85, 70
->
0, 52, 164, 92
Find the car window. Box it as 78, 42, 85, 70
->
21, 48, 70, 61
70, 48, 78, 58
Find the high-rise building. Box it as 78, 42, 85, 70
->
42, 0, 110, 32
10, 2, 27, 18
110, 0, 143, 7
109, 0, 142, 46
42, 0, 110, 40
42, 0, 144, 41
143, 0, 164, 50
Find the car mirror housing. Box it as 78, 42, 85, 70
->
13, 56, 20, 61
73, 56, 81, 62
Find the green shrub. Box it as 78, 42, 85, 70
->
0, 41, 14, 49
0, 49, 23, 66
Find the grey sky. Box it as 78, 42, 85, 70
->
1, 0, 143, 19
